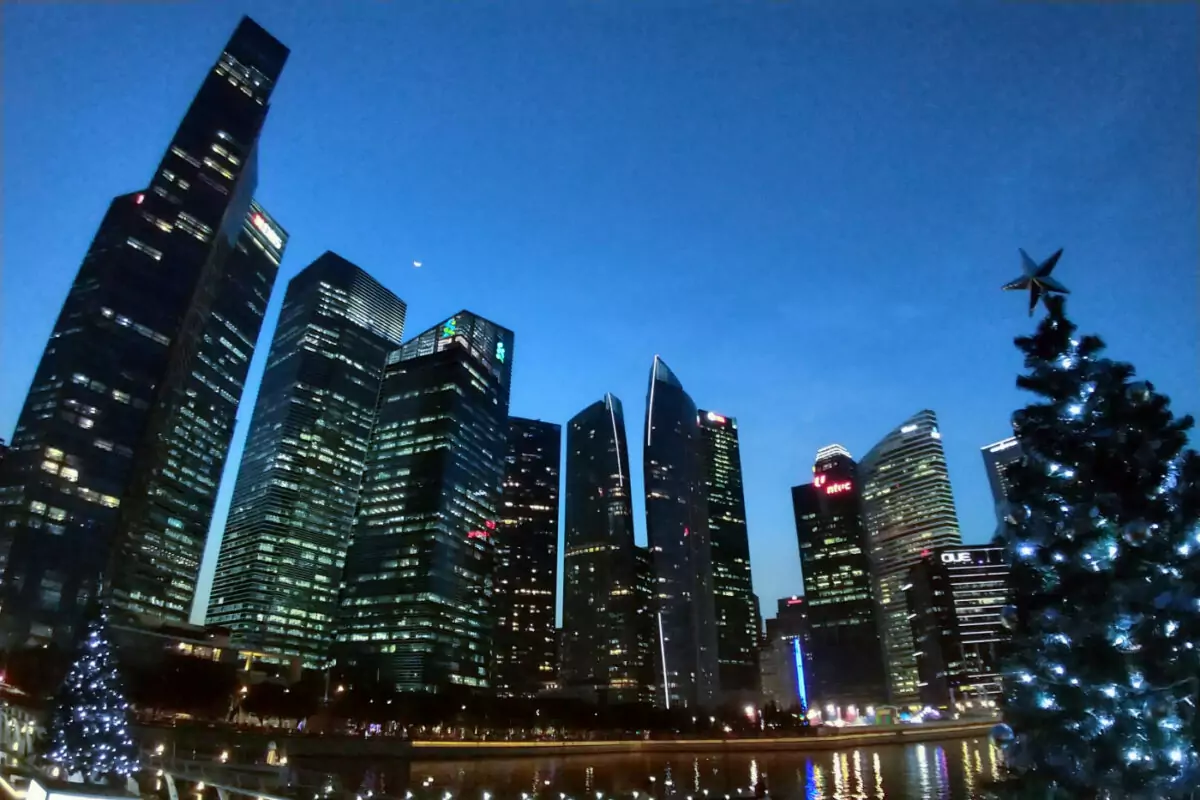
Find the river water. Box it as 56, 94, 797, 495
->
304, 736, 1002, 799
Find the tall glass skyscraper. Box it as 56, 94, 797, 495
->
697, 409, 758, 703
791, 444, 887, 709
335, 312, 513, 691
982, 436, 1024, 524
859, 410, 962, 705
493, 417, 561, 698
561, 395, 648, 703
206, 254, 406, 667
643, 356, 718, 709
0, 18, 288, 643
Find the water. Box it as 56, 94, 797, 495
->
306, 736, 1002, 799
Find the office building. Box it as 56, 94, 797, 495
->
859, 410, 962, 706
493, 417, 561, 698
644, 356, 719, 709
906, 545, 1009, 709
561, 395, 647, 704
982, 436, 1024, 523
791, 444, 887, 709
335, 311, 513, 691
697, 409, 758, 703
0, 18, 288, 643
759, 597, 809, 712
206, 255, 406, 667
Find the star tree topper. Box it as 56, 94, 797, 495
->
1002, 247, 1069, 315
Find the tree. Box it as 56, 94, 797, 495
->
992, 291, 1200, 798
43, 605, 140, 785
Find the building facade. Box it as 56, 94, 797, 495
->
335, 312, 513, 691
561, 395, 647, 704
759, 597, 809, 712
906, 545, 1009, 709
643, 357, 719, 709
206, 255, 406, 667
0, 17, 289, 643
493, 417, 561, 698
791, 444, 887, 709
858, 410, 962, 706
697, 409, 758, 704
982, 436, 1023, 524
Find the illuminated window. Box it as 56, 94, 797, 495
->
60, 467, 79, 483
47, 508, 67, 522
126, 238, 163, 261
41, 461, 59, 475
29, 501, 46, 515
45, 448, 64, 461
100, 495, 120, 508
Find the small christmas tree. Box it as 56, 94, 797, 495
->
43, 605, 140, 785
992, 252, 1200, 798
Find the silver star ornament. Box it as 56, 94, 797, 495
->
1003, 248, 1069, 315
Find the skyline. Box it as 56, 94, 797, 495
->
3, 3, 1197, 622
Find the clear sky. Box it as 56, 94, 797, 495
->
3, 1, 1197, 626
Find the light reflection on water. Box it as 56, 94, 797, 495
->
308, 737, 1001, 799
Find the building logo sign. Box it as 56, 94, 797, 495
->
251, 213, 284, 250
441, 317, 458, 339
814, 474, 852, 494
941, 552, 973, 564
706, 411, 727, 424
495, 340, 506, 363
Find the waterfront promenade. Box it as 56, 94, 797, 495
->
140, 719, 994, 761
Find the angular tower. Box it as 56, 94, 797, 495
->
335, 312, 513, 690
643, 356, 719, 709
206, 254, 405, 666
0, 18, 289, 642
858, 410, 963, 705
561, 395, 649, 703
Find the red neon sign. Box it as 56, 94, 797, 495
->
469, 520, 498, 540
825, 480, 852, 495
814, 474, 826, 488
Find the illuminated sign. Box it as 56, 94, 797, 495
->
251, 213, 283, 250
705, 411, 726, 424
786, 596, 804, 606
814, 474, 826, 488
468, 520, 497, 540
441, 317, 458, 339
495, 340, 506, 363
825, 480, 852, 495
941, 552, 973, 564
135, 193, 144, 205
988, 438, 1019, 454
901, 424, 918, 434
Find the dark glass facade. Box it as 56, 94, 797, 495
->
561, 395, 647, 703
791, 445, 887, 708
0, 17, 288, 643
981, 436, 1023, 524
697, 410, 758, 703
335, 312, 513, 691
643, 356, 718, 709
906, 545, 1009, 709
760, 597, 809, 712
859, 410, 962, 705
493, 417, 561, 698
206, 254, 406, 667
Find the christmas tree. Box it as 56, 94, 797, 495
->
43, 605, 140, 785
992, 251, 1200, 798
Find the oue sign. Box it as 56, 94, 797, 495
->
941, 552, 973, 564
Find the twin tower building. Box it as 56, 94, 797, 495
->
0, 17, 759, 708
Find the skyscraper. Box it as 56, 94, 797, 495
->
982, 436, 1024, 523
697, 409, 758, 703
206, 255, 406, 666
859, 410, 963, 705
644, 356, 718, 709
759, 597, 810, 712
335, 312, 513, 691
0, 18, 288, 643
906, 545, 1009, 709
493, 417, 561, 698
561, 395, 647, 704
791, 444, 887, 709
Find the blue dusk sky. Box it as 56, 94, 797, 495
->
3, 2, 1197, 625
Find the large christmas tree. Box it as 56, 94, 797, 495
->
43, 605, 140, 785
992, 250, 1200, 798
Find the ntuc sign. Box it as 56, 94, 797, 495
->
941, 552, 973, 565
